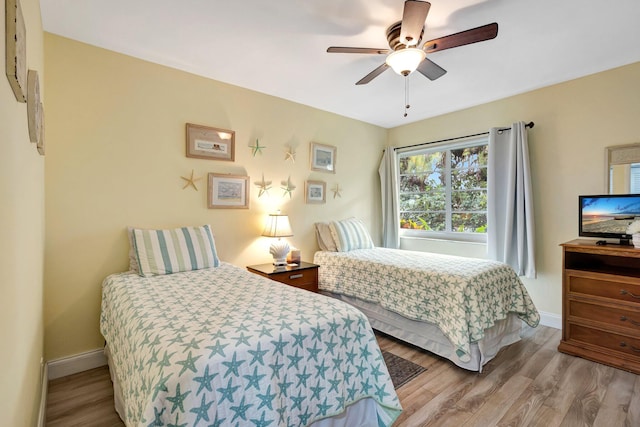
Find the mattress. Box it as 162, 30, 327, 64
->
314, 248, 539, 366
100, 263, 402, 426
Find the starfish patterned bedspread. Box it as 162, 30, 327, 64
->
100, 263, 402, 427
314, 248, 540, 363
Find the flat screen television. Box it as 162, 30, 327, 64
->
579, 194, 640, 245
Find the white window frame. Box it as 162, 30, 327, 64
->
631, 163, 640, 193
397, 136, 488, 243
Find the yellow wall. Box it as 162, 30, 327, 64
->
43, 34, 387, 360
43, 30, 640, 362
0, 0, 45, 424
389, 61, 640, 316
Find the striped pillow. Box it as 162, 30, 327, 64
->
329, 218, 374, 252
131, 225, 220, 277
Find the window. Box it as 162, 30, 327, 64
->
631, 163, 640, 193
398, 138, 488, 242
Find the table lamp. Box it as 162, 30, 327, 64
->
262, 212, 293, 266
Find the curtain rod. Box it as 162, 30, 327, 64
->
393, 121, 534, 152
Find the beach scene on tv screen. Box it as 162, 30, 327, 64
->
582, 197, 640, 234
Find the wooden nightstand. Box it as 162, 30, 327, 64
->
246, 261, 319, 292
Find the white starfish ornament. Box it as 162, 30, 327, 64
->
332, 183, 343, 198
180, 169, 202, 191
281, 177, 296, 198
255, 173, 272, 197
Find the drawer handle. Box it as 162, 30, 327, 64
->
620, 342, 640, 353
289, 274, 304, 279
620, 316, 640, 327
620, 289, 640, 299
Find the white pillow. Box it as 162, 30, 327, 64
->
130, 225, 220, 277
315, 222, 338, 252
329, 218, 374, 252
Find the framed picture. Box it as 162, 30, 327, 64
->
186, 123, 235, 161
27, 70, 42, 143
36, 102, 45, 155
310, 142, 336, 173
5, 0, 27, 102
305, 180, 326, 204
208, 173, 249, 209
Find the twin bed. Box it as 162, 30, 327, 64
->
101, 221, 539, 425
313, 218, 540, 371
315, 247, 539, 371
102, 225, 401, 426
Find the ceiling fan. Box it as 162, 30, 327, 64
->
327, 0, 498, 85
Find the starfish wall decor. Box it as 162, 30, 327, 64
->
284, 146, 296, 162
250, 139, 265, 156
281, 177, 296, 198
254, 173, 272, 197
180, 169, 202, 191
331, 183, 343, 198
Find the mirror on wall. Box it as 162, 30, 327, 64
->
607, 143, 640, 194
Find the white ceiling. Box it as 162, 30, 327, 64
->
40, 0, 640, 129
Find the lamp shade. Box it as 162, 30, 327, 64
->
385, 48, 426, 76
262, 213, 293, 238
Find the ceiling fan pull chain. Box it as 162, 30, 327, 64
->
404, 76, 410, 117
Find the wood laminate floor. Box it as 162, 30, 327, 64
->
46, 325, 640, 426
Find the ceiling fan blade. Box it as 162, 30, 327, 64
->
327, 47, 390, 54
423, 22, 498, 53
416, 57, 447, 81
400, 0, 431, 46
356, 63, 390, 85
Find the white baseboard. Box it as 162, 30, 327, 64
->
37, 362, 48, 427
538, 311, 562, 330
47, 348, 107, 380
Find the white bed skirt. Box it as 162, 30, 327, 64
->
321, 291, 523, 372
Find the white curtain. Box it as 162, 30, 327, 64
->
487, 122, 536, 278
379, 148, 400, 248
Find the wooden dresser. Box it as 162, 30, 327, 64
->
559, 239, 640, 373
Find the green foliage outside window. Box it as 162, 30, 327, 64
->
399, 143, 488, 234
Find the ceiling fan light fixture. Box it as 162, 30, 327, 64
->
385, 48, 426, 76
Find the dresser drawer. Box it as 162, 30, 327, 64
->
567, 272, 640, 304
247, 262, 319, 293
569, 300, 640, 332
271, 268, 317, 286
569, 324, 640, 358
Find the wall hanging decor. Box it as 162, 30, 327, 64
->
255, 173, 272, 197
281, 176, 296, 198
285, 145, 296, 162
250, 139, 265, 156
180, 169, 202, 190
310, 142, 336, 173
208, 173, 250, 209
332, 183, 343, 198
5, 0, 27, 102
305, 180, 326, 204
27, 70, 42, 143
186, 123, 235, 161
36, 103, 45, 156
